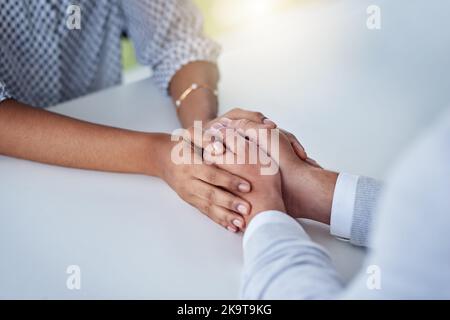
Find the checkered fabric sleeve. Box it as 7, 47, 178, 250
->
0, 81, 13, 104
122, 0, 221, 93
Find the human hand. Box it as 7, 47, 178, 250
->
183, 108, 283, 154
157, 134, 252, 233
215, 121, 337, 225
212, 109, 312, 161
204, 128, 286, 226
159, 108, 280, 233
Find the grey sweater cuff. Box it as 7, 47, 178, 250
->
350, 176, 383, 247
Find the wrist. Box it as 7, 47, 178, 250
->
177, 90, 218, 128
284, 163, 337, 224
246, 191, 286, 224
140, 133, 172, 178
307, 168, 338, 224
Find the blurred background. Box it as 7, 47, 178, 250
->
122, 0, 312, 82
123, 0, 450, 178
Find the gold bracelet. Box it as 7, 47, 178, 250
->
175, 83, 218, 108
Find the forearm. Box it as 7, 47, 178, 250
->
0, 99, 166, 176
169, 61, 219, 128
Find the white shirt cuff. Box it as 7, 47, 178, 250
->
243, 211, 302, 249
330, 173, 359, 239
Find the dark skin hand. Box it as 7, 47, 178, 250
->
204, 130, 286, 227
208, 121, 337, 226
0, 61, 314, 232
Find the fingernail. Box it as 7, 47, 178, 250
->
263, 118, 276, 127
233, 219, 243, 228
237, 204, 248, 215
238, 183, 251, 192
227, 226, 237, 233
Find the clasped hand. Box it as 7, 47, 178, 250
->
159, 108, 335, 233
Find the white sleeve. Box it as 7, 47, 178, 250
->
243, 211, 307, 249
241, 210, 343, 299
330, 173, 359, 240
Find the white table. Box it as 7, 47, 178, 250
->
1, 0, 449, 299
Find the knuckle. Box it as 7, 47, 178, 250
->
255, 111, 264, 119
205, 189, 215, 202
202, 203, 212, 216
222, 214, 233, 224
228, 176, 239, 190
241, 118, 251, 126
236, 119, 249, 128
227, 198, 236, 210
206, 170, 217, 184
